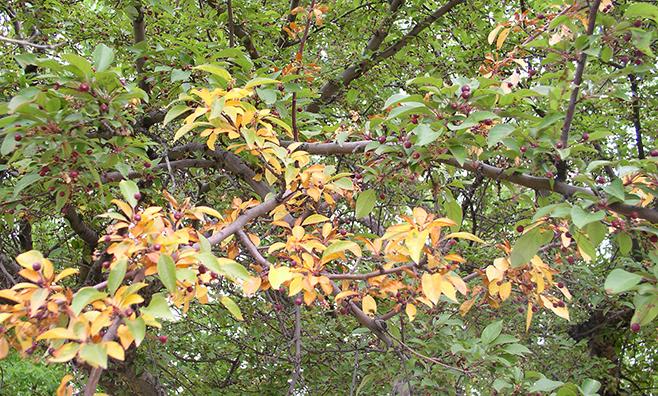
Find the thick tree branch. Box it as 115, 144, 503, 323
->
83, 318, 122, 396
307, 0, 464, 112
556, 0, 600, 180
629, 74, 644, 159
287, 305, 303, 395
133, 4, 149, 93
62, 205, 99, 248
290, 140, 658, 223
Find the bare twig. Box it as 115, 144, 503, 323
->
0, 35, 63, 49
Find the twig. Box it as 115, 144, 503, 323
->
0, 35, 63, 49
83, 318, 122, 396
556, 0, 601, 181
287, 305, 303, 395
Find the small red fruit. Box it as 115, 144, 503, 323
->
403, 141, 412, 149
650, 149, 658, 157
412, 151, 420, 160
158, 335, 168, 344
153, 243, 161, 251
14, 134, 22, 142
633, 19, 642, 27
630, 323, 640, 333
596, 176, 606, 184
134, 192, 142, 200
294, 296, 303, 305
378, 136, 386, 144
567, 256, 575, 264
198, 264, 207, 274
557, 282, 564, 288
78, 83, 90, 92
174, 212, 183, 220
339, 229, 347, 236
186, 286, 194, 293
516, 225, 524, 233
555, 141, 564, 149
144, 162, 152, 168
69, 170, 79, 179
520, 146, 527, 153
581, 133, 589, 141
32, 262, 41, 271
546, 171, 554, 178
133, 214, 142, 222
99, 103, 108, 112
649, 235, 658, 243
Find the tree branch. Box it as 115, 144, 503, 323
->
0, 35, 63, 49
307, 0, 464, 112
556, 0, 600, 180
62, 205, 99, 248
287, 305, 303, 395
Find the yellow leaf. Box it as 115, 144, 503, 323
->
16, 250, 44, 269
405, 303, 417, 321
485, 265, 503, 282
56, 374, 74, 396
105, 341, 125, 361
292, 226, 305, 240
335, 290, 359, 303
37, 328, 79, 341
49, 343, 80, 363
526, 302, 533, 332
54, 268, 79, 283
288, 277, 303, 296
459, 297, 477, 316
488, 24, 503, 45
447, 273, 468, 295
444, 232, 484, 244
496, 27, 511, 49
499, 282, 512, 301
0, 337, 8, 359
301, 214, 330, 226
405, 229, 428, 264
362, 295, 377, 317
242, 276, 261, 295
552, 305, 570, 320
421, 273, 442, 305
268, 266, 294, 290
441, 280, 457, 302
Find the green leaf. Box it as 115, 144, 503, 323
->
194, 64, 232, 82
480, 320, 503, 344
510, 228, 553, 267
119, 179, 139, 207
79, 343, 108, 369
602, 178, 625, 201
92, 44, 115, 72
1, 132, 17, 156
355, 189, 376, 219
62, 53, 93, 77
570, 206, 605, 229
529, 378, 564, 392
503, 343, 531, 355
71, 287, 107, 316
141, 293, 174, 320
219, 296, 244, 321
625, 3, 658, 24
198, 253, 250, 281
579, 379, 601, 396
12, 173, 40, 197
107, 258, 127, 296
244, 77, 279, 89
163, 105, 191, 126
157, 254, 178, 294
486, 124, 515, 147
171, 69, 191, 82
604, 268, 642, 294
616, 232, 632, 255
125, 317, 146, 347
256, 88, 277, 105
413, 124, 441, 146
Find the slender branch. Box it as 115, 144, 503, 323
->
629, 74, 644, 159
226, 0, 235, 47
0, 35, 62, 49
102, 159, 217, 183
556, 0, 601, 180
307, 0, 465, 112
287, 305, 303, 395
132, 4, 149, 93
236, 230, 270, 268
83, 318, 122, 396
291, 0, 317, 140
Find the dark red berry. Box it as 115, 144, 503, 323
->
378, 136, 386, 144
555, 141, 564, 149
630, 323, 640, 333
567, 256, 575, 264
294, 296, 303, 305
339, 229, 347, 236
546, 171, 554, 178
633, 19, 642, 28
403, 141, 412, 149
198, 264, 207, 274
517, 307, 524, 313
174, 212, 183, 220
133, 214, 142, 222
650, 149, 658, 157
186, 286, 194, 293
557, 282, 564, 288
516, 225, 524, 233
581, 132, 589, 141
649, 235, 657, 243
134, 192, 142, 200
412, 151, 420, 160
78, 83, 90, 92
32, 262, 41, 271
520, 146, 527, 153
153, 243, 161, 251
99, 103, 108, 112
531, 305, 539, 313
158, 335, 168, 344
69, 170, 79, 179
597, 176, 606, 184
102, 261, 110, 269
14, 134, 22, 142
144, 162, 152, 168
